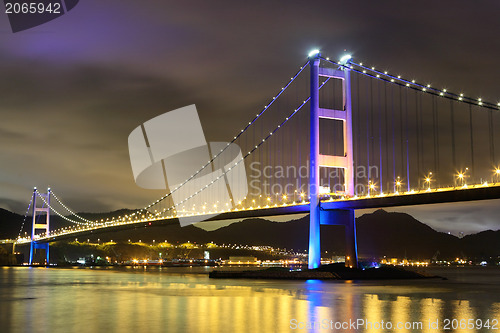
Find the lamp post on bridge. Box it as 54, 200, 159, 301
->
424, 172, 433, 191
456, 168, 468, 187
494, 169, 500, 183
395, 177, 402, 193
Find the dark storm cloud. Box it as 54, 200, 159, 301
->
0, 56, 193, 211
0, 0, 499, 233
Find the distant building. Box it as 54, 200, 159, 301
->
226, 256, 258, 265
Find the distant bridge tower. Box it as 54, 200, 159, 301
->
308, 51, 357, 269
29, 188, 50, 265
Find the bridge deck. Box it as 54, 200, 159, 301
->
19, 184, 500, 244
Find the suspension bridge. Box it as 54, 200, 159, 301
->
15, 51, 500, 269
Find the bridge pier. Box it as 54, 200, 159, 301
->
320, 209, 358, 268
29, 242, 50, 266
29, 188, 51, 266
308, 51, 355, 269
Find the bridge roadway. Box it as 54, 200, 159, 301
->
19, 183, 500, 244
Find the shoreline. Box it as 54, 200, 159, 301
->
209, 263, 445, 280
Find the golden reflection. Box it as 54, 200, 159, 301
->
195, 296, 208, 332
3, 268, 500, 333
234, 295, 244, 333
343, 291, 356, 331
420, 297, 443, 333
211, 292, 220, 333
295, 291, 310, 328
492, 303, 500, 320
217, 290, 230, 332
393, 296, 412, 333
166, 292, 178, 332
248, 296, 260, 333
364, 294, 383, 333
277, 294, 291, 331
262, 292, 274, 332
452, 299, 474, 333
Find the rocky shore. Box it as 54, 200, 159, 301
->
209, 263, 442, 280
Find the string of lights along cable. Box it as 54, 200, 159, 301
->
18, 52, 500, 243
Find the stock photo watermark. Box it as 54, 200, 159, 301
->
128, 105, 248, 226
290, 318, 499, 331
248, 161, 380, 197
3, 0, 80, 32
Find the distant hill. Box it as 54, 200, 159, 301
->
356, 210, 462, 259
0, 208, 137, 239
1, 208, 499, 260
0, 208, 24, 239
461, 230, 500, 258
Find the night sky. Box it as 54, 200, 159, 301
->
0, 1, 499, 235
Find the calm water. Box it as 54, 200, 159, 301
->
0, 266, 499, 333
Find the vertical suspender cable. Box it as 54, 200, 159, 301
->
281, 99, 285, 198
405, 87, 410, 191
332, 78, 336, 156
385, 81, 391, 192
488, 109, 495, 166
419, 93, 424, 187
415, 91, 421, 187
371, 81, 375, 190
450, 100, 456, 168
432, 96, 437, 175
379, 80, 383, 194
399, 85, 404, 185
295, 80, 299, 196
391, 84, 396, 191
469, 104, 475, 180
435, 97, 440, 184
367, 76, 372, 192
432, 96, 439, 184
356, 73, 361, 192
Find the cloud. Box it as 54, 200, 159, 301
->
0, 0, 499, 240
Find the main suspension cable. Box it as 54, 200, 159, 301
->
17, 193, 33, 239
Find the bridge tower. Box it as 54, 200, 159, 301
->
29, 188, 50, 265
308, 51, 357, 269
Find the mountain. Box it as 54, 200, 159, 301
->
0, 209, 24, 239
0, 208, 138, 239
1, 208, 499, 260
356, 210, 462, 259
461, 230, 500, 258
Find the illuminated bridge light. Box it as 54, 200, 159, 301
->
308, 49, 320, 57
15, 174, 500, 245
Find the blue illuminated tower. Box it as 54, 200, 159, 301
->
308, 51, 357, 269
29, 188, 51, 265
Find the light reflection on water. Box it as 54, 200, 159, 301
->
0, 266, 498, 333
